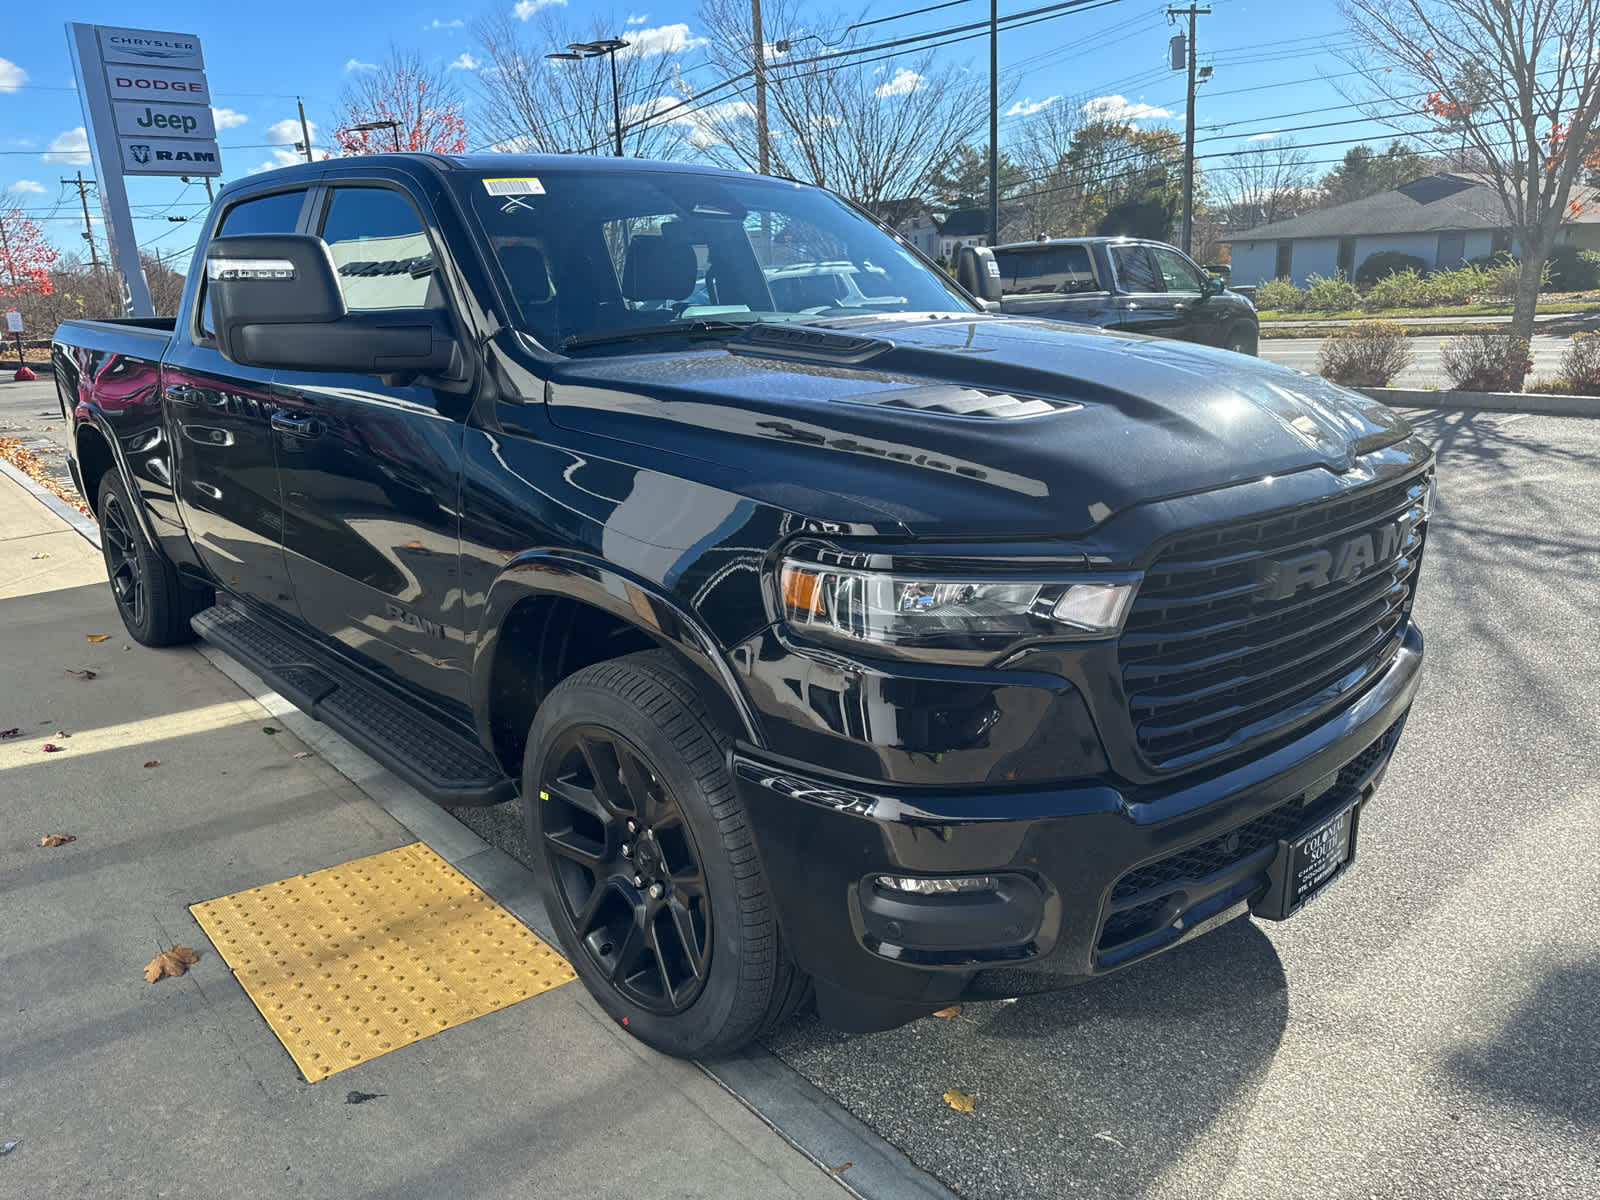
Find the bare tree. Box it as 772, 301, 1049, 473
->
473, 11, 691, 158
1342, 0, 1600, 385
333, 46, 468, 154
1006, 94, 1091, 239
685, 0, 993, 208
1215, 138, 1318, 232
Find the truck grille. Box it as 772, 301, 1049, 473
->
1120, 475, 1427, 771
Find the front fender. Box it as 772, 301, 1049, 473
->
471, 549, 766, 747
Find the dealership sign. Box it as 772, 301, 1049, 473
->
68, 23, 223, 316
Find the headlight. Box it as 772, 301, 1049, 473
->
778, 559, 1139, 659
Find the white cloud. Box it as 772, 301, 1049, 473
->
489, 135, 536, 152
44, 127, 91, 165
265, 117, 312, 146
1082, 95, 1173, 123
212, 107, 248, 129
1006, 95, 1060, 118
514, 0, 566, 17
874, 68, 923, 98
1248, 130, 1281, 142
345, 57, 378, 72
448, 53, 479, 70
426, 18, 465, 30
0, 58, 27, 93
626, 13, 649, 25
619, 24, 708, 58
12, 179, 46, 194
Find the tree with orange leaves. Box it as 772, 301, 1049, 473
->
332, 47, 468, 156
1344, 0, 1600, 389
0, 198, 58, 300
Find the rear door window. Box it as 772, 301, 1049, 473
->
1108, 244, 1165, 293
996, 245, 1099, 296
318, 187, 438, 311
199, 188, 309, 339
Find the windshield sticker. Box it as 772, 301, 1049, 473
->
484, 177, 546, 197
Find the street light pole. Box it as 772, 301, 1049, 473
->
1168, 5, 1210, 254
751, 0, 770, 176
549, 39, 631, 157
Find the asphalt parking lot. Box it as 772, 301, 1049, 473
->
7, 370, 1600, 1199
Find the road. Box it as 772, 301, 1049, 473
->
1262, 334, 1571, 389
7, 380, 1600, 1200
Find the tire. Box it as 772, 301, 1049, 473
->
523, 649, 807, 1058
96, 471, 211, 646
1224, 323, 1259, 356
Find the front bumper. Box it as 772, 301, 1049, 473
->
734, 622, 1423, 1028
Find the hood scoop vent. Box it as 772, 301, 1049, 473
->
844, 384, 1078, 420
729, 322, 893, 365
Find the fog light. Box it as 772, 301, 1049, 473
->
875, 874, 1001, 895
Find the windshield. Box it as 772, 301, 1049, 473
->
456, 165, 976, 351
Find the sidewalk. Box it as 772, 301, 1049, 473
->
1259, 310, 1588, 329
0, 466, 845, 1199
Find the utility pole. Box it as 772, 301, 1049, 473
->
1168, 5, 1209, 254
297, 97, 314, 163
988, 0, 999, 247
751, 0, 770, 176
62, 171, 103, 275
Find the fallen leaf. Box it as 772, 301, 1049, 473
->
263, 726, 280, 735
931, 1005, 963, 1019
65, 668, 96, 680
0, 728, 18, 739
51, 729, 70, 738
86, 634, 110, 643
39, 834, 76, 847
143, 945, 198, 983
345, 1091, 383, 1105
1093, 1131, 1127, 1149
144, 760, 160, 769
403, 540, 422, 549
943, 1088, 977, 1113
294, 751, 312, 759
41, 743, 64, 753
826, 1163, 853, 1177
30, 551, 50, 559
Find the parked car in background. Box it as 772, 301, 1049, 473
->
967, 236, 1260, 355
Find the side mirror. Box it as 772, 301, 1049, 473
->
1203, 274, 1226, 297
206, 234, 459, 377
956, 245, 1003, 303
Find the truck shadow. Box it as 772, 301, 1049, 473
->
764, 916, 1288, 1200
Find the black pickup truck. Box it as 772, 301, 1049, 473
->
961, 236, 1261, 356
53, 154, 1430, 1058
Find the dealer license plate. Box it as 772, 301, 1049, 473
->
1287, 803, 1357, 910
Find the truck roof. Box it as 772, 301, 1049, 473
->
989, 236, 1157, 252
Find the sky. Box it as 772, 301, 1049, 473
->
0, 0, 1401, 272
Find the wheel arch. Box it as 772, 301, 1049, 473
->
472, 551, 765, 780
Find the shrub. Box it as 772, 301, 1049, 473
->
1423, 265, 1488, 306
1316, 320, 1413, 387
1543, 244, 1600, 291
1254, 276, 1303, 312
1558, 332, 1600, 394
1302, 272, 1362, 311
1440, 332, 1533, 391
1364, 269, 1429, 310
1355, 251, 1429, 288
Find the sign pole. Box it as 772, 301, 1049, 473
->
67, 23, 153, 317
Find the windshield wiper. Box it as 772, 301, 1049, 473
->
560, 319, 757, 352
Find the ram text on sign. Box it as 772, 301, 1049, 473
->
105, 64, 211, 106
96, 27, 204, 71
118, 135, 221, 176
112, 99, 215, 140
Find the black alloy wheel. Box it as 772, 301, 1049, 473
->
100, 488, 147, 631
539, 724, 712, 1014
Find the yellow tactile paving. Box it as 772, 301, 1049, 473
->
190, 843, 576, 1082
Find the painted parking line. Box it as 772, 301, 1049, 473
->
190, 842, 575, 1082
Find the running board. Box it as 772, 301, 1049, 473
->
191, 604, 514, 806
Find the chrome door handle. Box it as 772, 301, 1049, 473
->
163, 383, 197, 402
270, 412, 323, 437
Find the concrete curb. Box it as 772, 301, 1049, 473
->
0, 457, 101, 544
1356, 386, 1600, 418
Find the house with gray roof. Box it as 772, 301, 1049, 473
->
1221, 173, 1600, 286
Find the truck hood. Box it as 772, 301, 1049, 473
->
543, 314, 1412, 538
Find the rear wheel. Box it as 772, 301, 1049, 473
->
97, 471, 211, 646
524, 650, 807, 1058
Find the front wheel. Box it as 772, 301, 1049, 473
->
97, 471, 211, 646
523, 650, 807, 1058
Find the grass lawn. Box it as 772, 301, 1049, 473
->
1257, 298, 1600, 321
1260, 322, 1541, 339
